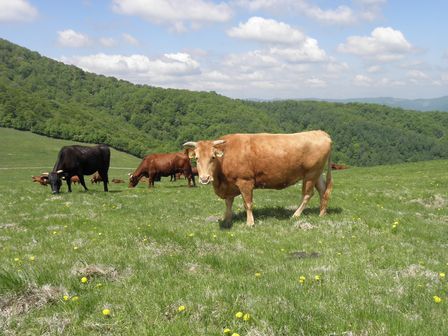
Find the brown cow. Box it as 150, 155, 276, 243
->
112, 178, 125, 183
70, 176, 80, 184
32, 174, 48, 186
91, 172, 102, 184
129, 152, 195, 188
331, 163, 349, 170
183, 131, 333, 227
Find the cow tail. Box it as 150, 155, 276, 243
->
324, 150, 333, 203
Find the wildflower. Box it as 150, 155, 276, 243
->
243, 313, 251, 321
188, 233, 194, 237
81, 277, 88, 283
433, 295, 442, 303
63, 295, 69, 301
178, 305, 186, 312
29, 256, 35, 261
102, 308, 111, 316
255, 272, 261, 277
314, 275, 321, 281
299, 275, 306, 284
439, 272, 445, 279
235, 311, 243, 319
223, 328, 231, 334
71, 296, 79, 302
231, 333, 240, 336
14, 257, 20, 262
73, 246, 79, 250
95, 283, 103, 288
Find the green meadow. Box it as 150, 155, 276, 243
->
0, 127, 447, 335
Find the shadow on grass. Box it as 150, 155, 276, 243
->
219, 206, 343, 229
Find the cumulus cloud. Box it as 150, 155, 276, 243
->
0, 0, 38, 22
338, 27, 413, 62
122, 33, 139, 46
227, 17, 305, 44
57, 29, 91, 48
61, 53, 200, 83
236, 0, 386, 25
112, 0, 232, 31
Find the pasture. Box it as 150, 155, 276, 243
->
0, 127, 447, 335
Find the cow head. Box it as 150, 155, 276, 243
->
183, 140, 225, 185
48, 170, 64, 194
128, 173, 139, 188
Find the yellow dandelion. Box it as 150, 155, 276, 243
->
52, 231, 57, 235
255, 272, 261, 277
29, 256, 35, 261
63, 295, 69, 301
299, 275, 306, 284
14, 257, 20, 262
243, 313, 251, 321
95, 283, 103, 288
439, 272, 445, 279
178, 305, 186, 312
73, 246, 79, 250
235, 311, 243, 319
102, 308, 111, 316
188, 233, 194, 237
71, 296, 79, 302
81, 277, 88, 283
223, 328, 231, 334
314, 275, 321, 281
433, 295, 442, 303
231, 333, 240, 336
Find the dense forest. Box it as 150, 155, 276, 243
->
1, 38, 447, 166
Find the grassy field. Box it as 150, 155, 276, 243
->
0, 127, 447, 335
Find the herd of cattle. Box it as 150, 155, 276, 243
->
32, 131, 347, 226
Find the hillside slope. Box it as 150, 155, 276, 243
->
1, 38, 448, 166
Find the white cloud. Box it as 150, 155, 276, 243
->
227, 17, 305, 44
338, 27, 413, 62
122, 33, 139, 46
269, 38, 327, 62
99, 37, 116, 48
112, 0, 232, 31
353, 74, 374, 86
61, 53, 200, 82
306, 77, 327, 88
298, 3, 356, 25
57, 29, 91, 48
0, 0, 38, 22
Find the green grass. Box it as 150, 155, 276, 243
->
0, 127, 447, 335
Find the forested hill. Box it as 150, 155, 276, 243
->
1, 38, 448, 166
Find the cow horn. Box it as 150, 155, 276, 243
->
56, 170, 64, 174
212, 140, 226, 146
41, 172, 49, 176
183, 141, 197, 149
128, 173, 132, 176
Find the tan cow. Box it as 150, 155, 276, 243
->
183, 131, 333, 227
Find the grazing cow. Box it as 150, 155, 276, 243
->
91, 172, 103, 184
129, 152, 195, 188
70, 175, 80, 184
183, 131, 333, 227
111, 178, 125, 183
331, 163, 349, 170
32, 175, 48, 186
48, 145, 110, 194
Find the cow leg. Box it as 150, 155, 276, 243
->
237, 180, 255, 227
66, 179, 72, 192
221, 197, 234, 228
78, 175, 88, 191
315, 175, 327, 216
292, 178, 315, 218
99, 171, 109, 192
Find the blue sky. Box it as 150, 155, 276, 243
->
1, 0, 447, 99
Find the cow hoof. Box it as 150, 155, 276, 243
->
219, 220, 232, 229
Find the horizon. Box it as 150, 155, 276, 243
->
1, 1, 447, 100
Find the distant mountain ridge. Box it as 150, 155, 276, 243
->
325, 96, 448, 112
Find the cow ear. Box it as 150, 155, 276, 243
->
186, 148, 196, 159
214, 149, 224, 158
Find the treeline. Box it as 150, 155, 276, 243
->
1, 38, 447, 166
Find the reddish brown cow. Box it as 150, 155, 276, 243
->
91, 172, 102, 184
70, 176, 80, 184
112, 178, 125, 183
331, 163, 349, 170
32, 175, 48, 186
184, 131, 333, 227
129, 152, 195, 188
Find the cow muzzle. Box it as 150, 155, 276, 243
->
199, 176, 212, 185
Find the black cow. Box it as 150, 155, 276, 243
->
48, 145, 110, 194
